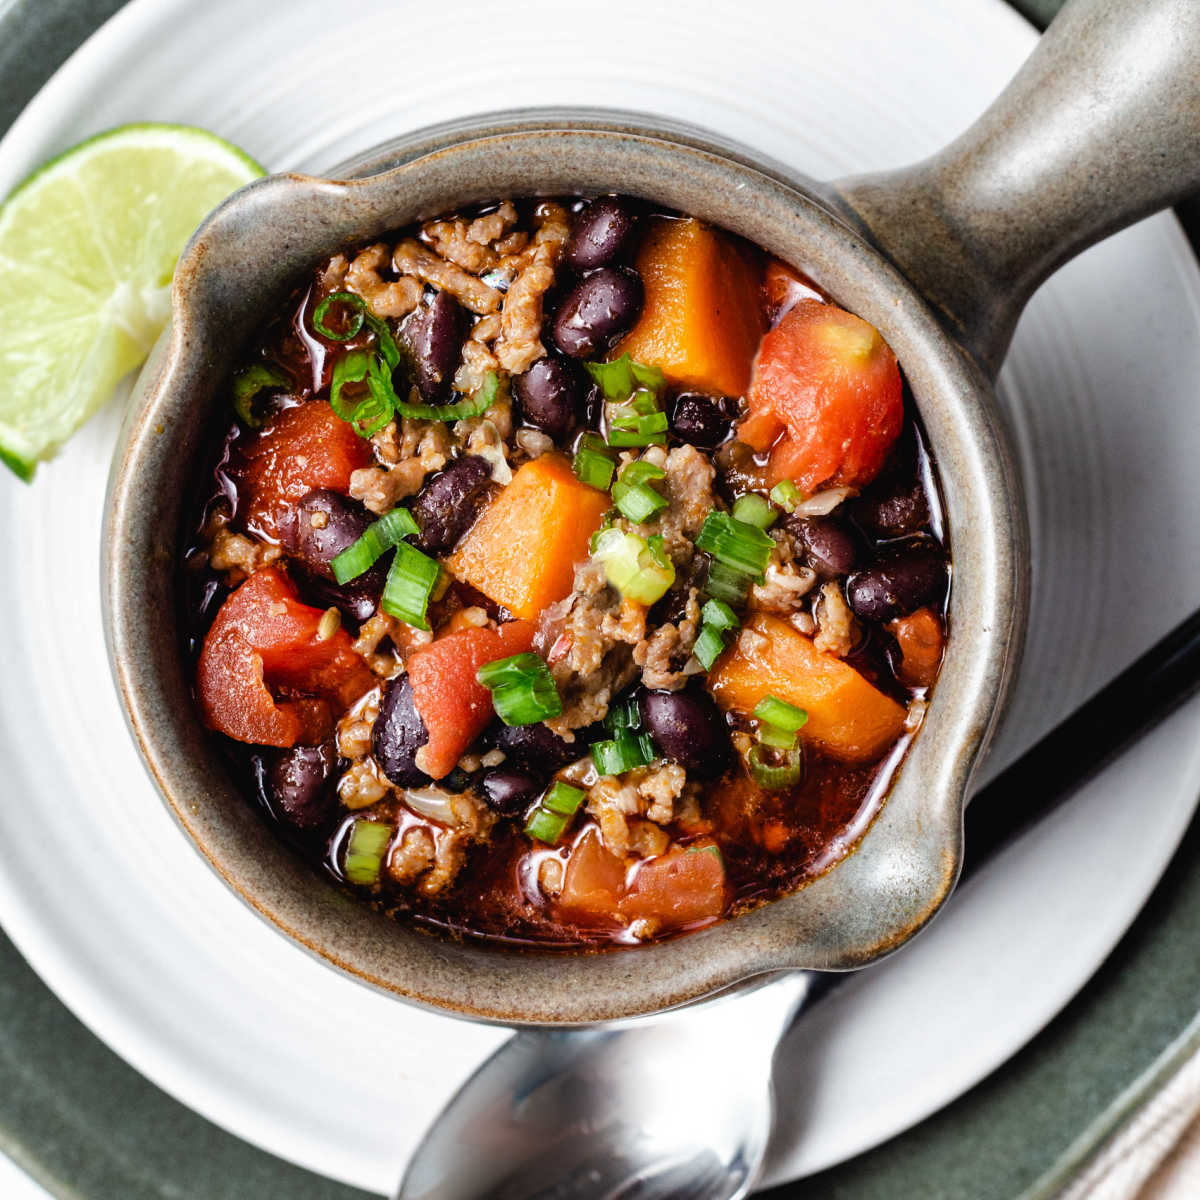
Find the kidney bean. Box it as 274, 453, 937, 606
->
401, 291, 468, 401
564, 196, 638, 271
373, 675, 430, 787
853, 476, 931, 539
846, 542, 948, 622
670, 393, 730, 447
411, 455, 493, 555
639, 687, 730, 780
552, 267, 644, 359
481, 769, 542, 817
265, 742, 336, 831
513, 357, 585, 443
787, 515, 864, 578
494, 722, 583, 774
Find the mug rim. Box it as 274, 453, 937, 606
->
103, 109, 1028, 1025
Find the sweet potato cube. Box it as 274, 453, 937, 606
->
708, 613, 907, 762
615, 217, 765, 397
445, 453, 611, 620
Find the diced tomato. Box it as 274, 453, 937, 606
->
197, 566, 374, 747
557, 828, 627, 922
620, 840, 728, 929
742, 299, 903, 492
405, 621, 537, 778
886, 606, 945, 688
763, 259, 824, 324
235, 401, 372, 540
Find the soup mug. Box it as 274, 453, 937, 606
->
104, 0, 1199, 1023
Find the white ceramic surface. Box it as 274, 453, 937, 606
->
0, 0, 1198, 1193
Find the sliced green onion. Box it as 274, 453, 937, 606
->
619, 461, 667, 486
524, 780, 587, 844
747, 743, 804, 790
381, 541, 441, 629
392, 369, 499, 422
478, 652, 563, 725
605, 695, 641, 732
232, 363, 290, 428
607, 409, 669, 447
592, 728, 657, 776
332, 508, 419, 584
769, 480, 802, 512
364, 312, 401, 370
732, 493, 778, 530
329, 349, 372, 422
313, 291, 367, 341
753, 695, 809, 734
613, 480, 668, 523
703, 559, 753, 606
757, 724, 800, 750
685, 843, 723, 859
701, 599, 739, 632
692, 624, 730, 671
589, 510, 617, 553
525, 806, 570, 845
343, 819, 392, 885
542, 780, 586, 816
573, 446, 616, 490
592, 527, 676, 605
584, 354, 666, 402
695, 511, 775, 580
476, 652, 547, 689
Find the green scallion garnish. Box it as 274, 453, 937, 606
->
605, 695, 641, 732
731, 493, 778, 530
612, 460, 669, 524
573, 445, 616, 490
232, 363, 290, 428
591, 527, 676, 605
380, 541, 441, 630
584, 354, 666, 401
746, 743, 804, 790
331, 508, 419, 584
769, 480, 802, 512
313, 291, 367, 341
524, 780, 587, 845
607, 408, 669, 447
591, 728, 658, 776
692, 624, 729, 671
477, 652, 563, 725
392, 369, 499, 422
343, 818, 393, 885
703, 559, 753, 607
695, 511, 775, 581
701, 598, 739, 632
753, 695, 809, 734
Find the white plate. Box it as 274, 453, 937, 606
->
1, 0, 1198, 1193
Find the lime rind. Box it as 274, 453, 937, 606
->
0, 122, 265, 482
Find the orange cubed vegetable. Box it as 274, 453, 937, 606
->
558, 827, 628, 922
614, 217, 765, 397
741, 299, 903, 492
708, 613, 907, 762
619, 840, 728, 929
197, 566, 374, 747
237, 401, 372, 540
446, 454, 610, 620
406, 620, 537, 778
886, 606, 945, 689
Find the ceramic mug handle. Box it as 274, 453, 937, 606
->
830, 0, 1200, 378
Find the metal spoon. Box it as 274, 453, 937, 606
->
396, 607, 1200, 1200
396, 971, 818, 1200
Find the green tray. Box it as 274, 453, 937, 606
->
2, 2, 1199, 1197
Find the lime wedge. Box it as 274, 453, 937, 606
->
0, 123, 264, 480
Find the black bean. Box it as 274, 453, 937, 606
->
401, 291, 468, 401
513, 357, 585, 443
846, 542, 948, 622
279, 489, 387, 622
853, 476, 931, 539
481, 769, 541, 817
565, 196, 638, 271
494, 722, 583, 774
266, 743, 336, 831
411, 455, 493, 555
670, 393, 731, 447
552, 267, 644, 359
639, 687, 730, 780
787, 515, 864, 578
373, 675, 430, 787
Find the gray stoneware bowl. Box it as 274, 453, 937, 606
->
104, 0, 1199, 1024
